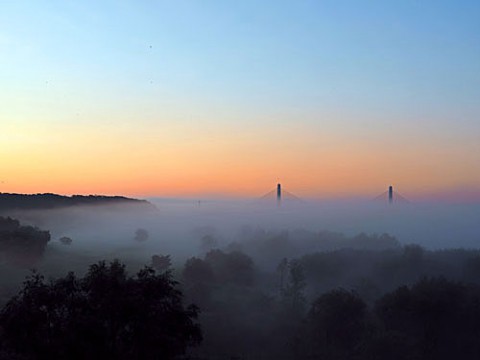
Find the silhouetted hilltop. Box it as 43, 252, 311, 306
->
0, 193, 155, 211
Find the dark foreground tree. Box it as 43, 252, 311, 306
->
0, 260, 202, 360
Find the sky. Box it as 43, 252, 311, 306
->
1, 0, 479, 199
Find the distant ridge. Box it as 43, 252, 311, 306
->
0, 193, 155, 211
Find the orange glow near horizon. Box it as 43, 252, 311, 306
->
1, 116, 479, 200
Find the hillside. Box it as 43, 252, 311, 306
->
0, 193, 155, 211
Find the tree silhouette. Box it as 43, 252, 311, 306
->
0, 260, 201, 360
376, 277, 480, 360
204, 250, 255, 287
0, 216, 50, 265
277, 257, 289, 292
281, 259, 306, 314
151, 254, 172, 272
59, 236, 73, 245
182, 257, 215, 308
134, 228, 149, 242
304, 289, 367, 360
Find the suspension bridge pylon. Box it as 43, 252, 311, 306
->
374, 185, 410, 204
259, 183, 303, 205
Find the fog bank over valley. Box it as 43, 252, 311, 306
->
5, 197, 480, 267
1, 196, 480, 359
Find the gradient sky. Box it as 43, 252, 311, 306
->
1, 1, 479, 198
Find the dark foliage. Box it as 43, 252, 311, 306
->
151, 254, 172, 272
199, 234, 218, 253
296, 278, 480, 360
233, 228, 402, 269
183, 249, 255, 293
0, 217, 50, 264
182, 241, 480, 359
300, 246, 480, 299
0, 260, 202, 360
375, 278, 480, 360
182, 257, 215, 309
280, 259, 306, 314
302, 289, 367, 360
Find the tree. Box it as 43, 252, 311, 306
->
199, 234, 218, 253
281, 259, 306, 314
0, 260, 202, 360
134, 228, 149, 242
204, 250, 255, 287
304, 289, 367, 360
402, 244, 424, 266
59, 236, 73, 245
376, 277, 480, 360
151, 254, 172, 272
0, 216, 50, 265
277, 257, 289, 292
182, 257, 215, 308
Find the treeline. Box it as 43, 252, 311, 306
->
296, 278, 480, 360
214, 228, 401, 269
301, 245, 480, 301
178, 245, 480, 359
2, 259, 480, 359
0, 193, 154, 211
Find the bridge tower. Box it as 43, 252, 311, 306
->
277, 183, 282, 206
388, 185, 393, 204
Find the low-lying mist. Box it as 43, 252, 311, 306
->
2, 197, 480, 359
1, 197, 477, 275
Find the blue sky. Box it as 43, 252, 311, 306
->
1, 1, 479, 197
2, 0, 479, 115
